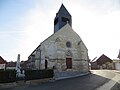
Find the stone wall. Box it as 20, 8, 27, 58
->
37, 24, 89, 72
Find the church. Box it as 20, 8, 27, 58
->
28, 4, 90, 78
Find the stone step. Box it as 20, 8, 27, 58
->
54, 71, 89, 80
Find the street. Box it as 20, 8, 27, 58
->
2, 70, 120, 90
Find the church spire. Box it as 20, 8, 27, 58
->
54, 4, 72, 33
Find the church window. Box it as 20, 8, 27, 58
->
54, 18, 58, 25
62, 17, 69, 22
66, 41, 71, 48
45, 60, 48, 69
78, 41, 82, 45
55, 37, 61, 42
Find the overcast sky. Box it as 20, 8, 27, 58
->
0, 0, 120, 61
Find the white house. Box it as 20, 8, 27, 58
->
113, 50, 120, 70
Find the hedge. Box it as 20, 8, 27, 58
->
0, 70, 16, 83
0, 69, 54, 83
25, 69, 54, 80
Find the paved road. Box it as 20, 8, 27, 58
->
2, 70, 117, 90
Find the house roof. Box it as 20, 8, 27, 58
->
96, 54, 112, 65
0, 56, 7, 64
6, 62, 16, 67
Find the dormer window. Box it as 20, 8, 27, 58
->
78, 41, 82, 45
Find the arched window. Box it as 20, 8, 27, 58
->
45, 60, 48, 69
55, 37, 61, 42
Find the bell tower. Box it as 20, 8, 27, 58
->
54, 4, 72, 33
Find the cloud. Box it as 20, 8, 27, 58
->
65, 0, 120, 59
14, 5, 55, 61
17, 0, 120, 60
1, 0, 120, 61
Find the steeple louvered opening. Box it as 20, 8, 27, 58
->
54, 4, 72, 33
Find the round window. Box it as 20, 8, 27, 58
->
66, 41, 71, 48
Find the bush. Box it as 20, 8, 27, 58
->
0, 70, 16, 83
25, 69, 53, 80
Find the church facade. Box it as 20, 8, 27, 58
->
28, 4, 89, 77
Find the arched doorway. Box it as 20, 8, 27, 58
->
66, 58, 72, 69
66, 50, 72, 69
45, 60, 48, 69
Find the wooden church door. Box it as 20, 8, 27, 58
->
66, 58, 72, 69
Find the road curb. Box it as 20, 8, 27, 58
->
0, 82, 17, 89
53, 71, 91, 80
0, 78, 51, 89
95, 70, 120, 90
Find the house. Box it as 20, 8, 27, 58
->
91, 54, 115, 70
28, 4, 90, 78
20, 60, 30, 70
112, 50, 120, 70
6, 61, 16, 70
112, 59, 120, 70
0, 56, 6, 70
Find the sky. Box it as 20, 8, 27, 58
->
0, 0, 120, 62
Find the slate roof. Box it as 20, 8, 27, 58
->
6, 62, 16, 67
96, 54, 112, 65
58, 4, 71, 16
